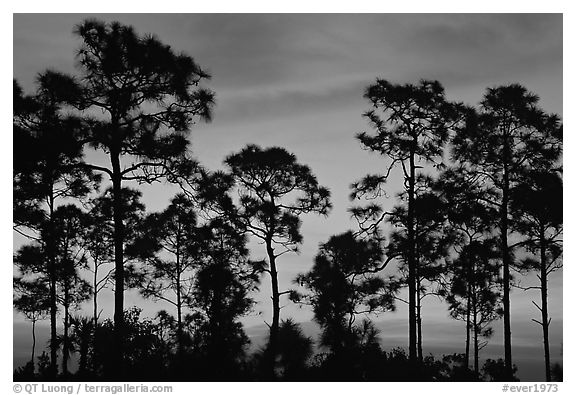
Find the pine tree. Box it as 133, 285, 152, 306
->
352, 79, 461, 362
14, 74, 99, 376
72, 19, 214, 373
452, 84, 562, 377
225, 144, 331, 376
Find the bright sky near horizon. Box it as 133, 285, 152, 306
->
12, 14, 563, 379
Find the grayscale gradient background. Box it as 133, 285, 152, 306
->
13, 14, 563, 380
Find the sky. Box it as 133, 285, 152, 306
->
12, 14, 563, 379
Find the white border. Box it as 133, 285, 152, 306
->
3, 3, 572, 394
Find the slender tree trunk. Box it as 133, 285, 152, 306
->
416, 280, 423, 362
93, 261, 99, 329
46, 190, 58, 378
407, 146, 417, 363
49, 275, 58, 377
92, 263, 99, 375
176, 295, 183, 355
501, 159, 513, 378
208, 276, 219, 353
539, 227, 551, 382
266, 236, 280, 378
175, 277, 183, 376
62, 285, 70, 377
176, 249, 183, 359
31, 320, 37, 365
465, 287, 471, 369
111, 149, 125, 378
464, 234, 473, 370
208, 259, 225, 368
214, 249, 225, 357
473, 306, 479, 376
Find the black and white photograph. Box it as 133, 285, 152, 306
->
12, 11, 564, 384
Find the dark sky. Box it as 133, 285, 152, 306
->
12, 14, 563, 379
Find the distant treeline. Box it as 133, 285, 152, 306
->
13, 19, 562, 382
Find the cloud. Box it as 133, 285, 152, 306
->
401, 14, 561, 54
211, 73, 371, 125
14, 14, 562, 113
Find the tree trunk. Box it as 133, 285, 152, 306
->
407, 146, 417, 363
465, 286, 471, 369
416, 280, 423, 362
473, 305, 479, 376
93, 261, 99, 329
176, 250, 183, 360
208, 275, 220, 352
540, 227, 551, 382
47, 192, 58, 377
501, 161, 513, 378
111, 150, 125, 378
266, 237, 280, 378
92, 262, 99, 375
62, 284, 70, 377
31, 320, 36, 365
49, 277, 58, 376
208, 259, 225, 368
